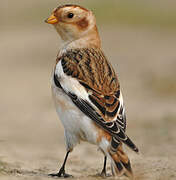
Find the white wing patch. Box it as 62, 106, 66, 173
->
55, 61, 89, 100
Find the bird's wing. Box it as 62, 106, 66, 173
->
54, 48, 138, 153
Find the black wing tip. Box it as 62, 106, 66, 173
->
134, 147, 139, 154
119, 134, 139, 154
129, 142, 139, 154
127, 143, 139, 154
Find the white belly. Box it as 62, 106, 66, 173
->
52, 85, 98, 150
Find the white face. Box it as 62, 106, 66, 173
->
54, 6, 89, 23
52, 6, 96, 42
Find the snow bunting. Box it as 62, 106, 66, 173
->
45, 4, 139, 178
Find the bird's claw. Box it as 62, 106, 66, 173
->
49, 168, 73, 178
49, 172, 73, 178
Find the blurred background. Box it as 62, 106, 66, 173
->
1, 0, 176, 179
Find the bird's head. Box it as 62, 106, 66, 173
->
45, 4, 100, 48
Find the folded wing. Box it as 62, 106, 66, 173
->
54, 48, 139, 153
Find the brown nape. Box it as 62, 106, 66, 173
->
76, 18, 89, 30
89, 25, 101, 48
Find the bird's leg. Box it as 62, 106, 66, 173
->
49, 150, 73, 178
100, 156, 107, 177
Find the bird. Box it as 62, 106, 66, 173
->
45, 4, 139, 179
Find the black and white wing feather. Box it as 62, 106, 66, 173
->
54, 48, 139, 153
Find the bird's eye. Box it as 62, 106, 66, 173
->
67, 13, 74, 18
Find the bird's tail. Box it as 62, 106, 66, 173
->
109, 144, 133, 179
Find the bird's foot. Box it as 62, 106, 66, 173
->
49, 167, 73, 178
49, 173, 73, 178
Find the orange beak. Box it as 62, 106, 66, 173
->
45, 14, 58, 24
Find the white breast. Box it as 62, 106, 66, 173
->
51, 61, 98, 150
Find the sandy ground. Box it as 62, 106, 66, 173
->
0, 23, 176, 180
